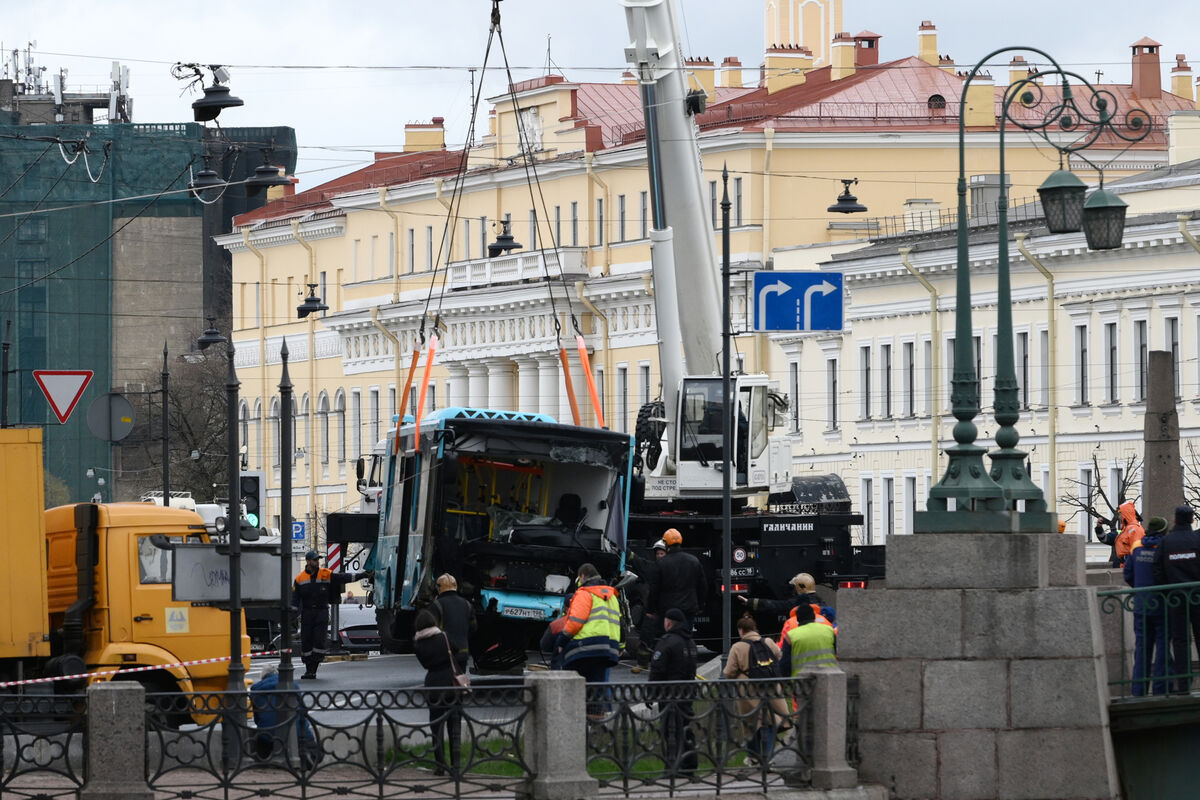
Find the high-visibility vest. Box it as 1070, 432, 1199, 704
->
777, 604, 835, 650
562, 585, 622, 664
784, 622, 837, 675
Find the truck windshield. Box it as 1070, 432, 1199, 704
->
679, 378, 724, 463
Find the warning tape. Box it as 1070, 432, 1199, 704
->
0, 649, 293, 689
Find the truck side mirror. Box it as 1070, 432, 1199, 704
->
356, 457, 366, 482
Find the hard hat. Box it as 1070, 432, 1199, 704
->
789, 572, 815, 592
304, 550, 319, 561
436, 573, 457, 593
663, 528, 683, 546
651, 539, 667, 551
1057, 520, 1067, 533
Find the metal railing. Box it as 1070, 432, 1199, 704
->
0, 693, 88, 800
1097, 580, 1200, 700
145, 685, 532, 799
584, 675, 857, 796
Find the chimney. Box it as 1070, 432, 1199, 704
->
962, 71, 996, 128
720, 56, 743, 89
621, 70, 636, 86
1131, 37, 1162, 99
404, 117, 446, 152
939, 54, 956, 73
1008, 55, 1034, 86
831, 32, 855, 80
1172, 54, 1194, 102
687, 57, 716, 104
918, 21, 939, 67
853, 31, 881, 68
765, 45, 813, 93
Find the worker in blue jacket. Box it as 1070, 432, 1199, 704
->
1124, 516, 1169, 696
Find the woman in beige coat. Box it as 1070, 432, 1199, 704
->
723, 615, 791, 764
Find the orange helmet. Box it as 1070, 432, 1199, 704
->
663, 528, 683, 546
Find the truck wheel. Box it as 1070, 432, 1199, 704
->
635, 401, 665, 471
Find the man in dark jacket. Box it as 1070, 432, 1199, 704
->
649, 529, 707, 630
629, 539, 667, 672
430, 574, 477, 675
1124, 517, 1168, 696
291, 550, 372, 679
738, 572, 836, 626
650, 608, 698, 775
1153, 506, 1200, 692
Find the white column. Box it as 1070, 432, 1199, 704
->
536, 354, 561, 420
486, 358, 515, 412
515, 356, 539, 415
466, 363, 489, 409
446, 364, 468, 409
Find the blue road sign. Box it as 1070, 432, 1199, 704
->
752, 271, 844, 332
292, 520, 306, 540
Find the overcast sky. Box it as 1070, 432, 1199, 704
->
3, 0, 1194, 189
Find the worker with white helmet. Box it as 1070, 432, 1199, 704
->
647, 528, 707, 630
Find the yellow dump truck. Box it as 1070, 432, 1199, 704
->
1, 427, 249, 696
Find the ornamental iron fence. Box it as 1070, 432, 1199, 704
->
1097, 580, 1200, 700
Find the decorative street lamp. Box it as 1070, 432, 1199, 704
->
1036, 167, 1087, 234
296, 284, 329, 319
827, 178, 868, 214
918, 47, 1151, 532
1082, 184, 1130, 250
277, 340, 297, 690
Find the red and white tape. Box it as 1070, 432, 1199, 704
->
0, 649, 293, 689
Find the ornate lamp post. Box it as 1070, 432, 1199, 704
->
277, 340, 296, 690
919, 48, 1150, 532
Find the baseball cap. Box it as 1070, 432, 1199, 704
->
305, 550, 319, 561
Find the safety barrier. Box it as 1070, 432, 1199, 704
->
1, 670, 862, 799
1097, 580, 1200, 699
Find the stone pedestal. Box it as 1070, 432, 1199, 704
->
839, 532, 1119, 800
518, 672, 598, 800
80, 682, 154, 800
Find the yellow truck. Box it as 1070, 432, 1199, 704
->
1, 427, 249, 697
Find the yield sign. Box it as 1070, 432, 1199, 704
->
33, 370, 94, 424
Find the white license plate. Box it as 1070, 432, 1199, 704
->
502, 607, 545, 620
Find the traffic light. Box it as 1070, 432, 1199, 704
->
239, 470, 265, 529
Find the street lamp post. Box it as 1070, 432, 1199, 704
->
919, 48, 1150, 531
278, 340, 296, 689
161, 343, 170, 506
719, 166, 732, 667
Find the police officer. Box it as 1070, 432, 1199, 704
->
648, 529, 707, 630
649, 608, 698, 775
1153, 506, 1200, 691
291, 550, 372, 680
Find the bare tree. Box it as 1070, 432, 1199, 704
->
1181, 441, 1200, 512
119, 351, 230, 503
1061, 453, 1142, 529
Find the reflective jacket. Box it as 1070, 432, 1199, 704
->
776, 603, 835, 650
561, 580, 623, 666
292, 567, 364, 610
779, 621, 837, 677
1115, 502, 1145, 564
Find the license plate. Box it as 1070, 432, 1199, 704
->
502, 607, 546, 620
730, 567, 755, 578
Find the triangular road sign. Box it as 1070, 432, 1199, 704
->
33, 370, 93, 424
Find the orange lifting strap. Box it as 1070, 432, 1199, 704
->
558, 346, 582, 426
415, 336, 439, 440
576, 335, 605, 429
393, 348, 422, 454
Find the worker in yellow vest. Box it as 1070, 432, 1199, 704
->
779, 603, 837, 676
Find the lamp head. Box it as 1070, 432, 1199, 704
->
297, 284, 329, 318
828, 178, 867, 214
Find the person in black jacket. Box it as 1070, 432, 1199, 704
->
1153, 505, 1200, 692
648, 529, 707, 630
650, 608, 698, 775
291, 550, 373, 679
629, 539, 667, 672
412, 609, 463, 776
430, 574, 477, 675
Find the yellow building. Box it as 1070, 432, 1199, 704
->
217, 2, 1198, 549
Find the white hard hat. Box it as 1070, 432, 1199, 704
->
651, 539, 667, 551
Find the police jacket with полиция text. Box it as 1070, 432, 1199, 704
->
649, 625, 698, 682
1152, 523, 1200, 586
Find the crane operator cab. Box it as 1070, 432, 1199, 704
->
675, 375, 792, 496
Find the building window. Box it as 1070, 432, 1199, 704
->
1103, 322, 1118, 403
709, 180, 718, 227
618, 194, 626, 242
880, 343, 893, 418
639, 363, 651, 407
789, 362, 801, 432
388, 231, 395, 275
369, 235, 378, 279
425, 226, 433, 270
928, 94, 946, 110
335, 391, 346, 463
369, 389, 380, 445
1039, 330, 1050, 408
407, 229, 415, 274
734, 176, 743, 226
480, 216, 487, 257
862, 477, 875, 544
529, 209, 538, 250
973, 335, 983, 405
883, 477, 895, 540
409, 386, 418, 416
859, 345, 872, 419
1135, 320, 1148, 401
1079, 466, 1094, 535
319, 393, 330, 464
617, 366, 629, 432
554, 205, 562, 246
319, 271, 328, 318
640, 191, 648, 238
1075, 324, 1089, 405
902, 342, 915, 416
904, 475, 917, 534
923, 339, 932, 414
462, 219, 471, 260
1016, 331, 1029, 409
571, 202, 579, 246
595, 199, 604, 246
428, 384, 437, 412
595, 366, 606, 420
827, 358, 839, 429
351, 390, 362, 462
351, 238, 360, 282
389, 387, 396, 420
1167, 316, 1180, 398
